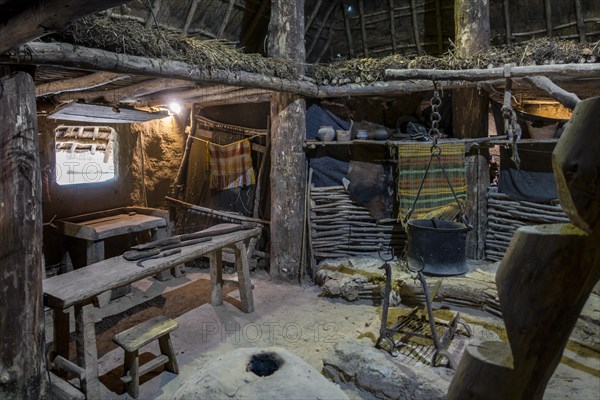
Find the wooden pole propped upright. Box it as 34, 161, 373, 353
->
268, 0, 306, 282
0, 70, 46, 399
452, 0, 491, 260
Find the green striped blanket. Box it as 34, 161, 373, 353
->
397, 143, 467, 221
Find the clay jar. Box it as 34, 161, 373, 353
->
316, 125, 335, 141
374, 127, 389, 140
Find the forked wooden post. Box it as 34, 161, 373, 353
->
447, 97, 600, 399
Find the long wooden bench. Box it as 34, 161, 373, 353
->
113, 316, 179, 399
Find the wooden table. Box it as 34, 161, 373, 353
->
44, 224, 261, 400
56, 207, 170, 266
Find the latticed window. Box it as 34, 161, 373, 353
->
54, 125, 116, 185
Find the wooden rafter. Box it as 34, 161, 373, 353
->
56, 78, 195, 103
358, 0, 369, 57
410, 0, 422, 55
434, 0, 443, 53
140, 85, 242, 102
36, 72, 130, 97
306, 1, 337, 59
304, 0, 323, 34
182, 0, 200, 35
388, 0, 397, 53
241, 0, 269, 47
503, 0, 511, 45
145, 0, 163, 28
218, 0, 236, 37
574, 0, 586, 43
188, 88, 272, 107
316, 15, 338, 63
342, 1, 355, 58
0, 0, 132, 55
544, 0, 553, 37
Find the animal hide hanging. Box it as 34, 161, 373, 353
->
347, 161, 394, 221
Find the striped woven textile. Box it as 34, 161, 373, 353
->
208, 139, 255, 190
397, 143, 467, 221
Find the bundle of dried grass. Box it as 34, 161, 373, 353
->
55, 16, 298, 79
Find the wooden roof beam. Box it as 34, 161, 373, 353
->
0, 0, 133, 54
306, 1, 337, 59
139, 85, 242, 102
56, 78, 196, 103
36, 72, 130, 97
182, 0, 200, 35
218, 0, 236, 37
7, 42, 600, 99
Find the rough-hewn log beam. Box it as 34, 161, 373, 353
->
0, 0, 132, 55
56, 78, 196, 103
386, 63, 600, 81
268, 0, 306, 282
0, 70, 45, 399
523, 76, 580, 110
36, 72, 130, 97
388, 0, 397, 53
10, 42, 600, 98
197, 93, 272, 109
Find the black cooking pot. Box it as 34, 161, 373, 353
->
406, 219, 468, 276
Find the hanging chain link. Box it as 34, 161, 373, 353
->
428, 81, 442, 147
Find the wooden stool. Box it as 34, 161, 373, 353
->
113, 316, 179, 398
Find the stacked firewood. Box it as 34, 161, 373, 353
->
309, 186, 406, 260
485, 189, 569, 261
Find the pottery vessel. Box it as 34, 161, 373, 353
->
316, 126, 335, 141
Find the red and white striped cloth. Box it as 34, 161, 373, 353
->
207, 139, 255, 190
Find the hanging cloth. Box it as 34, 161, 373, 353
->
397, 143, 467, 221
207, 139, 255, 190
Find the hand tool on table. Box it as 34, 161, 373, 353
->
122, 223, 255, 262
136, 248, 182, 268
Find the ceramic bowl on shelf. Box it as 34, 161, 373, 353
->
336, 130, 351, 141
356, 129, 368, 140
316, 125, 335, 141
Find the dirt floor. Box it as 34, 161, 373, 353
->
51, 260, 600, 399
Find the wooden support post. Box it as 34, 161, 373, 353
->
209, 250, 224, 306
574, 0, 586, 43
410, 0, 422, 55
233, 242, 254, 313
447, 224, 600, 399
465, 153, 489, 260
358, 0, 369, 57
342, 2, 355, 58
268, 0, 306, 282
0, 70, 46, 400
452, 2, 490, 258
454, 0, 490, 59
544, 0, 553, 37
75, 303, 100, 400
